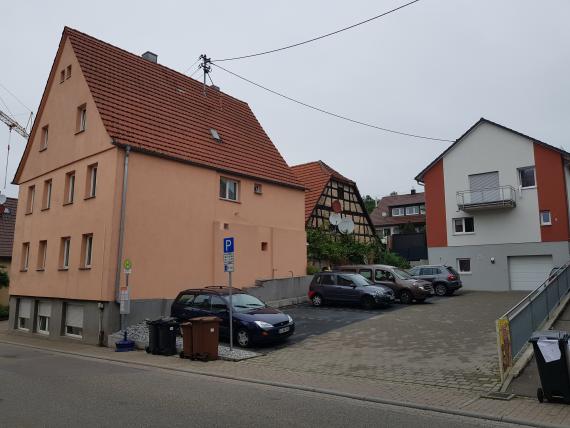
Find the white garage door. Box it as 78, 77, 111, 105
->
508, 256, 553, 291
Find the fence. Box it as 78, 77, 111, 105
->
391, 232, 427, 262
496, 262, 570, 381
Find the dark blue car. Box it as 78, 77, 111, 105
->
170, 286, 294, 347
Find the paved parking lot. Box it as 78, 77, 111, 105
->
244, 291, 527, 392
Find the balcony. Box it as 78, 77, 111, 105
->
457, 185, 516, 211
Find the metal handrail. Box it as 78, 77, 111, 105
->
501, 260, 570, 321
457, 185, 517, 206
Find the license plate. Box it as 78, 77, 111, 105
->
278, 326, 290, 334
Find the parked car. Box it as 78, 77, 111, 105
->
335, 264, 434, 304
171, 286, 294, 348
308, 272, 395, 309
407, 265, 462, 296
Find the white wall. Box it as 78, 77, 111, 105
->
443, 122, 541, 246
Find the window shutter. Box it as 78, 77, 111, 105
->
38, 302, 52, 317
19, 299, 32, 318
468, 172, 500, 203
66, 305, 84, 328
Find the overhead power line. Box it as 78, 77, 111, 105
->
213, 0, 421, 62
212, 63, 453, 142
0, 82, 33, 113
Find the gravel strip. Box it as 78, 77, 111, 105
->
109, 321, 260, 361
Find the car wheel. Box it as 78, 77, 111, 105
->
311, 293, 324, 307
236, 329, 251, 348
434, 283, 447, 297
361, 296, 375, 310
400, 290, 412, 305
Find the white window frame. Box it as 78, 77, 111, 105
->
540, 210, 552, 226
453, 217, 475, 235
219, 177, 239, 201
26, 185, 35, 214
392, 207, 405, 217
79, 107, 87, 132
457, 258, 472, 274
405, 206, 419, 215
62, 238, 71, 270
84, 235, 93, 268
46, 180, 52, 209
41, 126, 48, 150
38, 240, 47, 270
89, 165, 97, 198
67, 173, 75, 204
64, 304, 83, 339
17, 316, 29, 331
37, 315, 50, 334
518, 166, 536, 189
22, 242, 30, 271
17, 299, 31, 331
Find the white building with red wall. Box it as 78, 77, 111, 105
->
416, 118, 570, 291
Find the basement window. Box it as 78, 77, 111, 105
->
17, 298, 32, 331
64, 304, 83, 338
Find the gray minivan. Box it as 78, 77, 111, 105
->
336, 264, 434, 304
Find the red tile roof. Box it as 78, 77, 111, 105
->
291, 161, 354, 222
16, 27, 302, 189
0, 198, 17, 259
370, 192, 425, 227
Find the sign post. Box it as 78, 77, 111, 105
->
116, 258, 135, 352
223, 238, 235, 351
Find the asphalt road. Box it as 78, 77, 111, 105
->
0, 343, 527, 428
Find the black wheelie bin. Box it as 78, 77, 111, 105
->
529, 330, 570, 403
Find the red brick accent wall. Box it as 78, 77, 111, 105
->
424, 160, 447, 247
534, 143, 570, 241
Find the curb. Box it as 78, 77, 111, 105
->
0, 337, 564, 428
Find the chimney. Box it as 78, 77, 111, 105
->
411, 189, 416, 195
141, 51, 158, 63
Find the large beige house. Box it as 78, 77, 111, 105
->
9, 27, 306, 344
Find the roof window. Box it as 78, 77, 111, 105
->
210, 129, 221, 143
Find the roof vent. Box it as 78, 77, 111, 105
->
411, 188, 416, 195
141, 51, 158, 63
210, 128, 221, 143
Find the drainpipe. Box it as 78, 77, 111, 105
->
114, 145, 131, 306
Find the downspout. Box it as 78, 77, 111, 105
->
114, 145, 131, 302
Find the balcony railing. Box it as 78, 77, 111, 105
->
457, 185, 516, 211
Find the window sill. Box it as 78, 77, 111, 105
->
36, 331, 50, 336
84, 195, 96, 201
17, 327, 30, 332
521, 186, 536, 190
39, 147, 47, 152
58, 267, 69, 272
219, 197, 241, 204
19, 269, 28, 272
62, 201, 74, 206
79, 266, 91, 270
25, 211, 32, 216
40, 207, 50, 212
75, 129, 85, 135
541, 224, 552, 227
453, 232, 475, 236
36, 268, 45, 272
64, 333, 83, 340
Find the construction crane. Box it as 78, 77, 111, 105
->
0, 109, 29, 139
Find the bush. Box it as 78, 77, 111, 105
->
0, 305, 8, 318
306, 265, 320, 275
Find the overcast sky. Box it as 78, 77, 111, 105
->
1, 0, 569, 199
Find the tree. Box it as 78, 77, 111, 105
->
363, 195, 377, 214
0, 266, 9, 289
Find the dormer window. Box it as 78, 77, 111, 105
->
392, 207, 405, 216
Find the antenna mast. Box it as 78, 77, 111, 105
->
199, 54, 212, 95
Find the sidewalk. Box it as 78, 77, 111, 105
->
1, 326, 570, 427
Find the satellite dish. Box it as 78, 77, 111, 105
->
338, 218, 355, 234
0, 194, 6, 205
329, 212, 342, 226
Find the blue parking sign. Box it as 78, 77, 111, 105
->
223, 237, 234, 253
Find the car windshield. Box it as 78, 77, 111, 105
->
393, 268, 412, 280
342, 274, 373, 286
228, 294, 266, 312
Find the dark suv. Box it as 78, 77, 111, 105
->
308, 272, 395, 309
408, 265, 462, 296
171, 287, 294, 347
